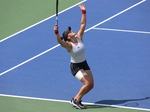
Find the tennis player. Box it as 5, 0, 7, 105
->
54, 4, 94, 109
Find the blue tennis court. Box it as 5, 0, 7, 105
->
0, 0, 150, 111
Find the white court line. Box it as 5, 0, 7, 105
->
85, 0, 146, 32
93, 28, 150, 34
0, 94, 150, 111
0, 0, 146, 76
0, 44, 60, 76
0, 0, 87, 43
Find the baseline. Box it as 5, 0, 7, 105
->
0, 94, 149, 111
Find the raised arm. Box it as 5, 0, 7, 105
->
77, 4, 86, 41
54, 25, 72, 52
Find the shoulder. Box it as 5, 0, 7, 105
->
76, 35, 83, 41
65, 41, 72, 52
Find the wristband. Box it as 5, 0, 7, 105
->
54, 30, 59, 34
82, 10, 86, 14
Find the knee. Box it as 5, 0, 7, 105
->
86, 81, 94, 89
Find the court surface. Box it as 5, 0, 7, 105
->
0, 0, 150, 112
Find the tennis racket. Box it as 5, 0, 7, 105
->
56, 0, 59, 25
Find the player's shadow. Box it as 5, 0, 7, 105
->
95, 97, 150, 105
86, 97, 150, 109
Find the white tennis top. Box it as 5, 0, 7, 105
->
69, 38, 86, 63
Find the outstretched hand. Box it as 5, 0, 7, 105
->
78, 4, 86, 10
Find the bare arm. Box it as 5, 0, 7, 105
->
54, 25, 72, 52
77, 4, 86, 41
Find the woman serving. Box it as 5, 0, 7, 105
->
54, 4, 94, 109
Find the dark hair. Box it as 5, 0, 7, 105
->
62, 27, 71, 41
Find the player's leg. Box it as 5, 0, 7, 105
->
71, 69, 94, 109
74, 69, 94, 101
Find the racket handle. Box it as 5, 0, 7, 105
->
56, 17, 58, 26
55, 20, 58, 26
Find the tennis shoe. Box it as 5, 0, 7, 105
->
70, 98, 87, 109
